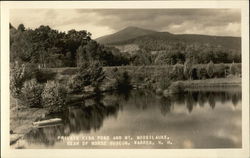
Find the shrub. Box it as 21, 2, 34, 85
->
69, 61, 105, 93
170, 63, 184, 80
197, 67, 208, 79
10, 63, 26, 98
206, 60, 214, 78
82, 62, 105, 90
114, 71, 132, 91
229, 62, 241, 76
10, 63, 55, 97
214, 63, 226, 78
68, 74, 85, 93
42, 81, 67, 113
169, 81, 185, 94
158, 75, 172, 90
184, 59, 192, 79
66, 75, 78, 93
190, 67, 199, 80
21, 79, 44, 108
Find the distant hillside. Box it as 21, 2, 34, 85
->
96, 26, 241, 52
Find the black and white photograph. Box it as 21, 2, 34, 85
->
1, 1, 249, 158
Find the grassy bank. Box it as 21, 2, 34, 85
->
10, 96, 48, 148
180, 76, 241, 88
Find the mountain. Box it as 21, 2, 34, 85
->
96, 26, 241, 52
96, 26, 157, 44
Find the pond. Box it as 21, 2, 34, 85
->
22, 87, 242, 149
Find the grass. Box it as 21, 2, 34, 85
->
179, 76, 241, 89
10, 96, 47, 147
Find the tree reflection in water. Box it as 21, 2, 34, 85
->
24, 90, 241, 146
232, 93, 241, 107
159, 96, 172, 116
24, 96, 120, 146
158, 90, 241, 115
197, 92, 206, 107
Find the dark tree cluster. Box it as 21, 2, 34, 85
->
10, 24, 128, 68
76, 40, 129, 67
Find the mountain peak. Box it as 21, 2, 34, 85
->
123, 26, 139, 29
121, 26, 156, 33
96, 26, 157, 44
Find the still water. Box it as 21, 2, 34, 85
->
22, 87, 242, 149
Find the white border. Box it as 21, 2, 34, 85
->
1, 1, 249, 158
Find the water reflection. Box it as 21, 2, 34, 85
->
24, 97, 120, 146
24, 89, 242, 148
159, 96, 172, 116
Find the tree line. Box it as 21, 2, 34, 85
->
10, 24, 241, 68
10, 24, 129, 68
127, 42, 241, 66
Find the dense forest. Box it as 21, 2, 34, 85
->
10, 24, 241, 68
129, 43, 241, 66
10, 24, 129, 67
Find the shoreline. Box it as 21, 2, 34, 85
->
10, 96, 48, 148
178, 76, 241, 89
9, 76, 241, 148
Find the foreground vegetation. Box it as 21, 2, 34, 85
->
10, 61, 241, 108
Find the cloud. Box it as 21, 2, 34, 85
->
10, 9, 241, 38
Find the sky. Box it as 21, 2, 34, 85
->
10, 9, 241, 38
